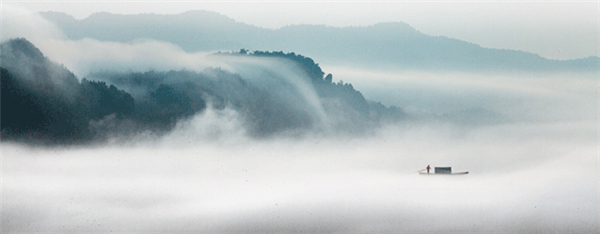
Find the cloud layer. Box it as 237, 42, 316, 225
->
3, 118, 597, 232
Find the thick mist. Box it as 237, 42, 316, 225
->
3, 117, 597, 233
3, 67, 597, 232
324, 66, 597, 123
2, 6, 598, 234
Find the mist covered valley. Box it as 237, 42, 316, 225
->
1, 8, 598, 233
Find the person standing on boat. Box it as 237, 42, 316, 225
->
426, 165, 431, 174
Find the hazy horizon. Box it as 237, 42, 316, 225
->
6, 1, 598, 60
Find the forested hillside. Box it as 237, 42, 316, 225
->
1, 38, 404, 145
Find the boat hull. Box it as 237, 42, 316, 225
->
419, 171, 469, 175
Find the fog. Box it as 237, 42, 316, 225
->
324, 66, 597, 122
3, 116, 597, 233
0, 6, 225, 78
2, 5, 598, 234
3, 69, 597, 232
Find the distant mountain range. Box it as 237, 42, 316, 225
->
40, 11, 598, 72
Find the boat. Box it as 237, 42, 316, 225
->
419, 166, 468, 175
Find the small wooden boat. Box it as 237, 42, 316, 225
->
419, 167, 468, 175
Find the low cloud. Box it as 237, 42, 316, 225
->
324, 65, 596, 123
1, 5, 66, 43
2, 117, 597, 232
1, 6, 226, 78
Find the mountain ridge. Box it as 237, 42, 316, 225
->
39, 11, 598, 72
1, 38, 406, 145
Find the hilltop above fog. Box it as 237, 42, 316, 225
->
1, 38, 404, 145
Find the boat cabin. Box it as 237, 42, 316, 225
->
435, 167, 451, 174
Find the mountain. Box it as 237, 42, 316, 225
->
1, 38, 405, 145
1, 38, 135, 144
40, 11, 599, 72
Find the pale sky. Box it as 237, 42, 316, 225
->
4, 0, 599, 60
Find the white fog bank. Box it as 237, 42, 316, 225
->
2, 116, 597, 233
